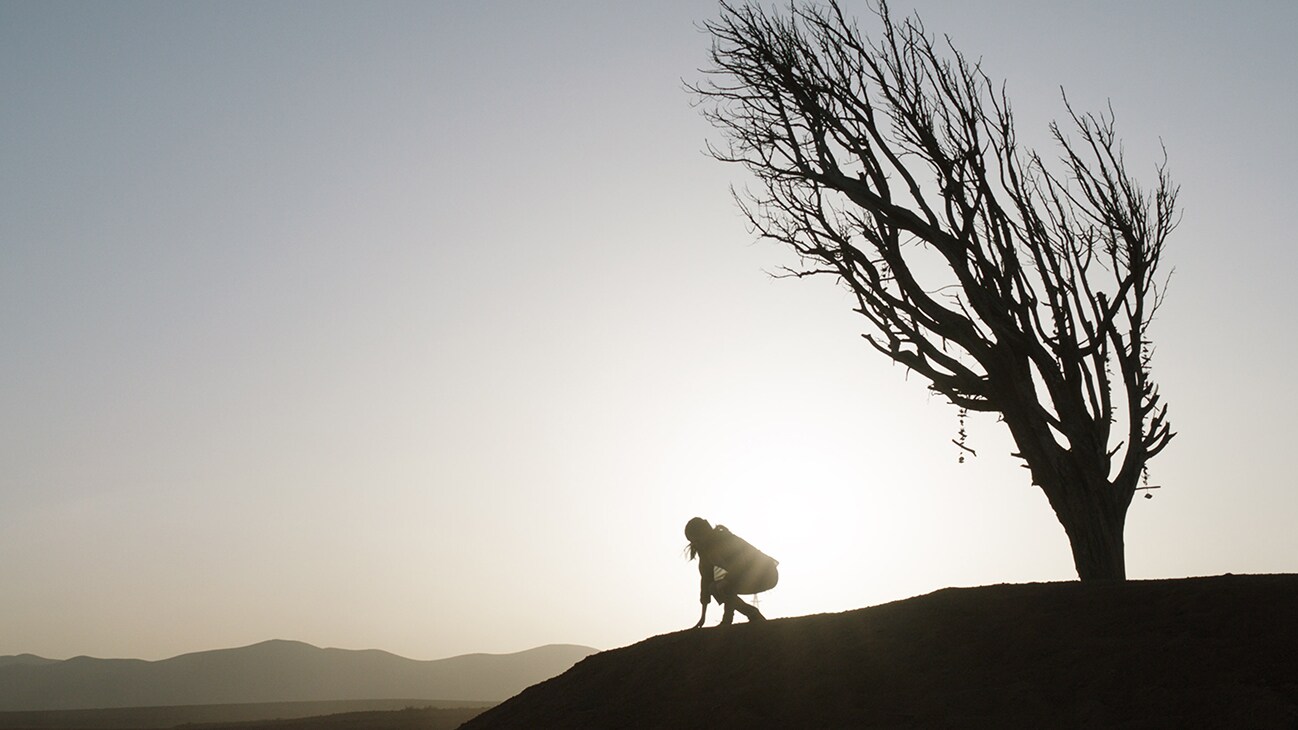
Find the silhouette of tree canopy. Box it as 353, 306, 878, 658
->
693, 0, 1178, 581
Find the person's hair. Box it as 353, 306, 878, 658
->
685, 516, 737, 555
684, 517, 713, 560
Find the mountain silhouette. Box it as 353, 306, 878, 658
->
0, 656, 58, 670
463, 575, 1298, 729
0, 641, 595, 711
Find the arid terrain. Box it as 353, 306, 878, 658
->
0, 701, 490, 730
465, 574, 1298, 729
5, 575, 1294, 729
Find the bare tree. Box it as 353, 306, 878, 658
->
692, 0, 1178, 581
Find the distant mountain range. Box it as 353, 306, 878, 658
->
0, 640, 597, 711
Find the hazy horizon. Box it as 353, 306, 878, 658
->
3, 0, 1296, 663
0, 637, 596, 662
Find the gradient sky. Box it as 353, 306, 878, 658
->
3, 1, 1295, 662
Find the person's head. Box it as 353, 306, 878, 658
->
684, 517, 713, 560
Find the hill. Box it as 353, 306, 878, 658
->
463, 574, 1298, 729
0, 641, 594, 712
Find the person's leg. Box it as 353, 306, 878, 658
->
720, 604, 735, 625
713, 578, 765, 623
734, 597, 765, 621
712, 579, 736, 625
718, 562, 776, 622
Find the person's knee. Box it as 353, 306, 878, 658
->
711, 580, 736, 602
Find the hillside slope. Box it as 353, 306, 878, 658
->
463, 575, 1298, 729
0, 642, 595, 711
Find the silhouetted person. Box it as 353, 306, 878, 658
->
685, 517, 779, 628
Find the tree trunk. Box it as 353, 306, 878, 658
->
1056, 497, 1128, 581
999, 375, 1134, 582
1041, 471, 1133, 581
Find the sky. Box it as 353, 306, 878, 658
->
2, 0, 1296, 662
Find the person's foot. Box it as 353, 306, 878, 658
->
720, 606, 735, 625
738, 604, 766, 622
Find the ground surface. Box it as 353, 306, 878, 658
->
182, 706, 485, 730
460, 574, 1298, 729
0, 701, 489, 730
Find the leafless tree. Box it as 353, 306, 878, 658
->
692, 0, 1178, 580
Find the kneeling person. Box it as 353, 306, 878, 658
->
684, 517, 779, 627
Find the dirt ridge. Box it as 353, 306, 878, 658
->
462, 574, 1298, 729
